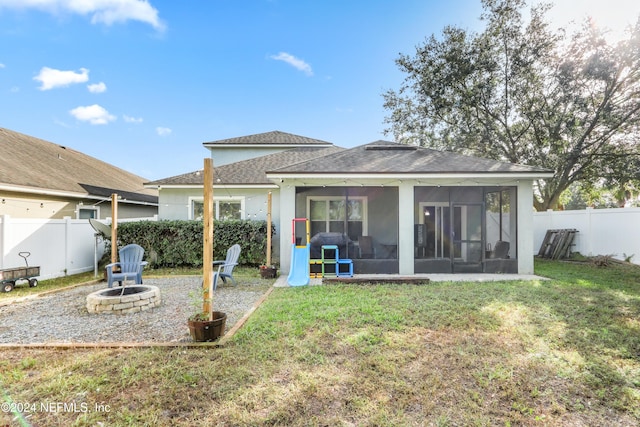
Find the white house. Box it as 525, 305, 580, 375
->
146, 131, 553, 275
145, 131, 342, 262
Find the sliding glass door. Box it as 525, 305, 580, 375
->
452, 203, 484, 273
420, 203, 455, 259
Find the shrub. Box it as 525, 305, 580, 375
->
101, 220, 275, 268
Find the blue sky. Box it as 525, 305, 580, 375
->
1, 0, 639, 181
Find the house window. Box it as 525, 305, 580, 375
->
190, 198, 244, 220
78, 207, 98, 219
307, 197, 367, 240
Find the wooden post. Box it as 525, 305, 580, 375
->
111, 193, 118, 267
266, 191, 272, 266
202, 159, 214, 319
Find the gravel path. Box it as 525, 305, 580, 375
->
0, 277, 272, 344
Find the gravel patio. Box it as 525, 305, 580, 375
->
0, 277, 273, 345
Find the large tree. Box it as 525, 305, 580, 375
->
383, 0, 640, 210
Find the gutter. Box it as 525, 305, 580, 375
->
0, 184, 158, 206
0, 183, 91, 199
144, 184, 279, 190
265, 172, 555, 181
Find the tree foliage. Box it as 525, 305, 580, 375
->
383, 0, 640, 210
561, 180, 640, 209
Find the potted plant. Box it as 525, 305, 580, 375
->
187, 288, 227, 342
259, 264, 278, 279
188, 311, 227, 342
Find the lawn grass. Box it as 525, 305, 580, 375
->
1, 259, 639, 426
0, 271, 99, 300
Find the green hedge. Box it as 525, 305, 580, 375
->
101, 220, 275, 268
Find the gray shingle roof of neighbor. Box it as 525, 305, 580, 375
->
0, 127, 158, 204
202, 130, 334, 147
268, 140, 554, 175
146, 146, 345, 186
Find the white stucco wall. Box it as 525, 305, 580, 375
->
206, 147, 290, 166
278, 184, 296, 273
517, 180, 535, 274
398, 182, 414, 275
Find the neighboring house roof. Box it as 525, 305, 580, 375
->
267, 141, 554, 178
146, 146, 345, 187
0, 127, 158, 204
202, 130, 334, 148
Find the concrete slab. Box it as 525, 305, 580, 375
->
425, 274, 547, 282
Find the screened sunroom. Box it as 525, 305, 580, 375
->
414, 186, 517, 274
268, 141, 552, 276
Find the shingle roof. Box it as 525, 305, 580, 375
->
268, 141, 553, 175
146, 146, 345, 186
202, 130, 333, 147
0, 127, 158, 204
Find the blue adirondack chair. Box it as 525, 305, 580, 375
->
105, 244, 148, 288
212, 244, 241, 290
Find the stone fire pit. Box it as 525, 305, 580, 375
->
86, 285, 161, 314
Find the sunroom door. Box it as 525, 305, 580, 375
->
419, 203, 452, 259
451, 203, 484, 273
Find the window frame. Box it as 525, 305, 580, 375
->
306, 196, 368, 237
77, 206, 99, 219
189, 196, 245, 220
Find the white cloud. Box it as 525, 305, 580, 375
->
0, 0, 165, 31
54, 118, 71, 128
123, 115, 143, 123
0, 63, 5, 68
156, 126, 172, 136
270, 52, 313, 76
69, 104, 116, 125
87, 81, 107, 93
34, 67, 89, 90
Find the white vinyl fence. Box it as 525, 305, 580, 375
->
533, 207, 640, 264
0, 215, 157, 281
